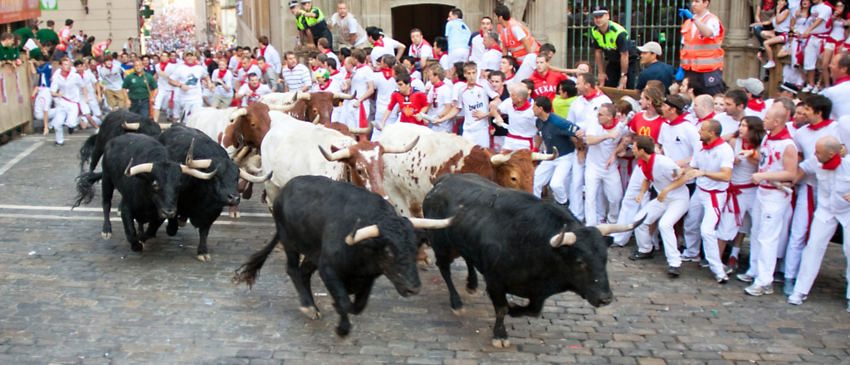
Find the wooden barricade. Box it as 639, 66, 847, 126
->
0, 56, 34, 135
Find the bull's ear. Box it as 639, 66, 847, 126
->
603, 236, 615, 248
330, 145, 341, 153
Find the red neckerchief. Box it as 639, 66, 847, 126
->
330, 69, 339, 76
489, 44, 502, 52
833, 75, 850, 86
259, 46, 266, 57
311, 65, 319, 72
169, 60, 178, 64
767, 127, 792, 140
602, 119, 618, 130
373, 38, 385, 48
583, 88, 603, 101
808, 118, 835, 130
323, 49, 332, 55
638, 153, 656, 181
432, 80, 445, 89
60, 70, 70, 79
702, 137, 725, 150
823, 153, 842, 170
698, 111, 716, 123
504, 73, 515, 82
380, 68, 393, 80
741, 140, 756, 150
248, 82, 260, 92
204, 59, 212, 67
158, 61, 169, 71
479, 30, 484, 37
184, 62, 198, 67
217, 68, 228, 79
514, 99, 532, 111
319, 79, 333, 91
747, 98, 766, 112
666, 113, 688, 126
413, 39, 432, 56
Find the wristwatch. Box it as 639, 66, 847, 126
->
620, 72, 627, 77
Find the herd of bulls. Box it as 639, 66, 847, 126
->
70, 91, 642, 347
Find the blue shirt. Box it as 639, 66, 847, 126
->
36, 63, 52, 87
635, 61, 675, 92
445, 19, 471, 52
536, 113, 580, 155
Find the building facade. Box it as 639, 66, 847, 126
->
46, 0, 141, 50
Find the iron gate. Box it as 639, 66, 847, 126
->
564, 0, 690, 70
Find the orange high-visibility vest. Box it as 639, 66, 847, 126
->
93, 41, 109, 57
497, 19, 540, 60
56, 26, 71, 51
680, 13, 724, 72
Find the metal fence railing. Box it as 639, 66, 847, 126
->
564, 0, 690, 70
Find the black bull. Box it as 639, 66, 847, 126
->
422, 173, 642, 348
78, 109, 167, 172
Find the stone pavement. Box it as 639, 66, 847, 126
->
1, 132, 849, 365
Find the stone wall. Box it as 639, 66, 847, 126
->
50, 0, 140, 48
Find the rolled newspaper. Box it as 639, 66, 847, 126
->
417, 113, 437, 125
771, 181, 794, 194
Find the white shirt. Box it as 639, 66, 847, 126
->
99, 62, 124, 91
730, 137, 759, 185
438, 54, 452, 72
411, 78, 426, 94
156, 62, 180, 92
81, 70, 99, 96
427, 82, 454, 132
773, 9, 793, 34
757, 130, 797, 189
350, 64, 374, 100
228, 55, 241, 71
585, 120, 623, 170
170, 64, 209, 104
280, 63, 311, 91
212, 69, 235, 97
810, 3, 833, 34
409, 41, 433, 62
370, 37, 401, 67
685, 11, 721, 39
480, 48, 502, 71
456, 84, 495, 132
51, 70, 85, 103
711, 112, 742, 135
322, 50, 340, 68
329, 69, 347, 86
236, 64, 263, 84
567, 92, 612, 130
331, 12, 368, 47
793, 120, 842, 185
372, 70, 398, 108
649, 154, 691, 201
800, 156, 850, 224
237, 83, 271, 106
469, 33, 485, 64
658, 119, 702, 162
498, 98, 537, 138
311, 79, 342, 93
821, 80, 850, 120
260, 45, 282, 74
690, 141, 735, 190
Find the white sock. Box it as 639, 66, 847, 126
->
731, 246, 740, 259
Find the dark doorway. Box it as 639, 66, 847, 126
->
391, 4, 454, 51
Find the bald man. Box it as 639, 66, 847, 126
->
788, 136, 850, 311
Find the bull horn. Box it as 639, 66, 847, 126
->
181, 165, 218, 180
595, 216, 646, 236
267, 103, 297, 113
185, 139, 213, 169
312, 114, 321, 125
333, 92, 355, 100
408, 217, 453, 230
239, 168, 273, 183
232, 146, 250, 163
124, 158, 154, 177
122, 121, 140, 130
349, 123, 373, 135
550, 225, 577, 247
345, 219, 380, 245
384, 136, 420, 154
318, 145, 351, 161
297, 92, 311, 101
229, 108, 248, 121
532, 147, 559, 161
490, 150, 517, 166
245, 155, 263, 174
159, 123, 172, 130
371, 121, 383, 131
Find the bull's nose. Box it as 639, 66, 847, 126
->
228, 194, 241, 206
597, 294, 613, 307
162, 210, 176, 219
404, 286, 421, 297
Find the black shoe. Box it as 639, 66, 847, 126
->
53, 142, 63, 147
629, 251, 653, 260
668, 266, 680, 277
68, 127, 75, 135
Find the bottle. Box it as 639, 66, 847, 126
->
296, 35, 301, 47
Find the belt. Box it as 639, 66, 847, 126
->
131, 98, 150, 102
169, 90, 175, 109
506, 133, 534, 150
699, 187, 724, 222
62, 96, 82, 114
805, 184, 815, 243
725, 183, 757, 226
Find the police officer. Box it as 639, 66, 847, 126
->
296, 0, 333, 51
589, 6, 639, 90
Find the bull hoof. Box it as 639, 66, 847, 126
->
101, 232, 112, 240
451, 307, 466, 316
491, 338, 511, 348
131, 241, 144, 252
299, 306, 321, 320
229, 211, 240, 219
466, 287, 478, 295
417, 257, 432, 268
178, 219, 187, 227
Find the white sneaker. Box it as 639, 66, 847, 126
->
788, 292, 806, 305
745, 284, 774, 296
763, 60, 776, 69
802, 84, 814, 93
811, 85, 821, 93
737, 273, 754, 283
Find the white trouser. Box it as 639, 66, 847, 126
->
447, 48, 470, 65
569, 153, 586, 221
503, 136, 533, 150
685, 189, 728, 277
533, 154, 573, 204
746, 188, 792, 287
515, 53, 537, 81
52, 99, 81, 144
346, 99, 371, 130
87, 99, 102, 117
34, 87, 57, 121
585, 165, 622, 226
371, 103, 397, 142
34, 106, 57, 121
791, 214, 850, 298
331, 105, 343, 125
618, 158, 633, 191
154, 89, 176, 111
635, 197, 690, 267
777, 199, 794, 261
784, 183, 817, 279
180, 100, 202, 122
718, 185, 757, 241
462, 123, 490, 148
804, 36, 825, 71
613, 167, 650, 246
493, 136, 506, 152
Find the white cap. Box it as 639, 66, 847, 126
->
736, 78, 765, 96
637, 42, 663, 56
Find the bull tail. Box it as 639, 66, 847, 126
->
79, 134, 97, 171
73, 172, 103, 209
232, 232, 280, 289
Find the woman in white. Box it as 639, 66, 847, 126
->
819, 0, 847, 86
760, 0, 793, 69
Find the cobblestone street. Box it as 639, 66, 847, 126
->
1, 132, 850, 365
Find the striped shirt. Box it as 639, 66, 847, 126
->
280, 63, 312, 91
